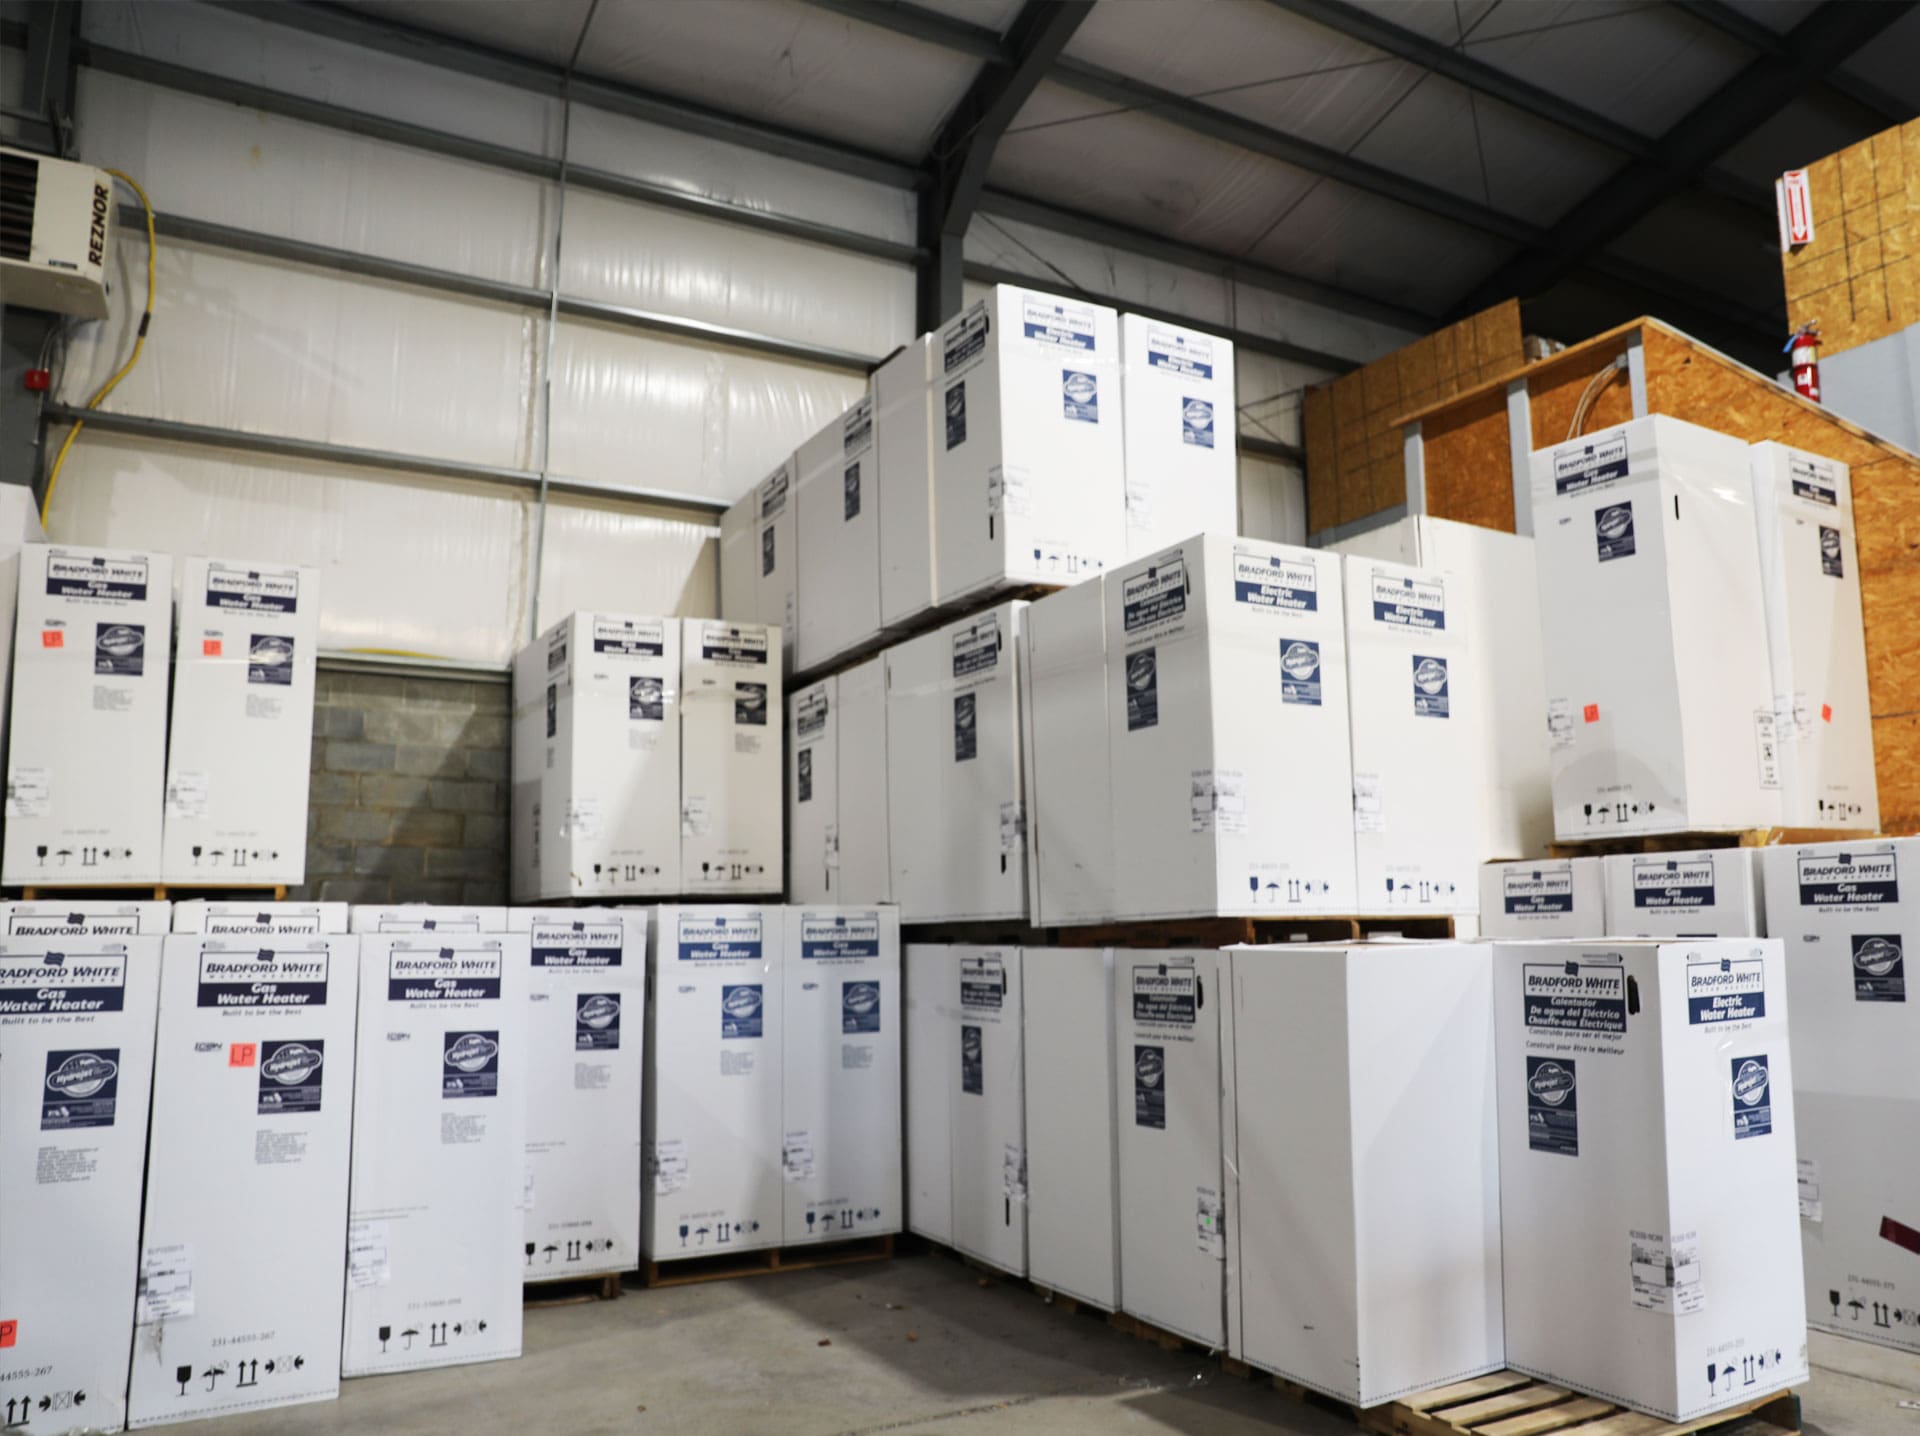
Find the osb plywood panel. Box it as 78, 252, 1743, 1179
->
1528, 343, 1636, 451
1782, 119, 1920, 356
1421, 387, 1513, 533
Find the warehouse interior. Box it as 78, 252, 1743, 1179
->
5, 1, 1920, 1434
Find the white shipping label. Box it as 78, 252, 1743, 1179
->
523, 1161, 536, 1212
1755, 710, 1781, 791
563, 797, 602, 839
1629, 1230, 1705, 1314
652, 1138, 688, 1195
1354, 771, 1385, 834
1000, 801, 1026, 852
137, 1243, 194, 1322
1197, 1188, 1226, 1259
825, 823, 841, 869
1003, 1143, 1027, 1202
348, 1220, 391, 1288
1189, 770, 1247, 834
1125, 482, 1153, 527
988, 465, 1033, 519
783, 1131, 815, 1183
1546, 698, 1575, 752
1798, 1158, 1823, 1223
166, 770, 209, 819
681, 796, 711, 838
5, 765, 48, 818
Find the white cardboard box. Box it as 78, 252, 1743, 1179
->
836, 657, 891, 904
796, 396, 881, 672
5, 544, 172, 884
1760, 839, 1920, 1355
876, 335, 938, 631
681, 620, 783, 896
1115, 948, 1236, 1349
1112, 537, 1357, 920
1119, 314, 1236, 559
343, 933, 531, 1376
161, 558, 319, 886
128, 936, 360, 1427
718, 489, 756, 628
787, 675, 836, 905
0, 486, 45, 811
1023, 946, 1120, 1311
1018, 577, 1110, 927
904, 943, 955, 1246
933, 286, 1124, 605
1603, 848, 1766, 938
1342, 555, 1477, 913
952, 944, 1026, 1277
511, 612, 682, 901
644, 906, 783, 1259
348, 906, 507, 934
1493, 937, 1808, 1421
1531, 418, 1780, 839
1232, 943, 1503, 1404
0, 937, 161, 1436
1477, 859, 1606, 939
504, 908, 646, 1281
719, 459, 798, 670
1749, 444, 1878, 829
886, 602, 1028, 922
2, 900, 172, 935
171, 901, 350, 934
781, 907, 901, 1243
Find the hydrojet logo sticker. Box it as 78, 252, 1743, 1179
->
42, 1048, 119, 1130
1126, 649, 1159, 731
797, 748, 813, 803
1134, 1045, 1166, 1129
577, 994, 621, 1051
1731, 1054, 1772, 1139
954, 692, 977, 761
1062, 369, 1098, 423
442, 1031, 500, 1099
1851, 934, 1905, 1003
1820, 525, 1844, 578
1412, 655, 1449, 718
945, 380, 967, 450
258, 1039, 325, 1115
735, 682, 768, 727
842, 980, 881, 1035
248, 634, 295, 686
1595, 501, 1636, 562
1181, 397, 1214, 448
1526, 1056, 1578, 1157
961, 1023, 983, 1095
1280, 639, 1321, 706
844, 462, 862, 521
94, 622, 145, 677
630, 675, 664, 721
721, 984, 763, 1039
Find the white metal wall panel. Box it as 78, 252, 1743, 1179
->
534, 498, 718, 629
1237, 455, 1308, 548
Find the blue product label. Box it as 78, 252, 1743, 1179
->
546, 683, 557, 739
954, 692, 977, 762
1134, 1045, 1166, 1129
736, 682, 768, 727
248, 633, 294, 685
844, 462, 862, 521
1851, 934, 1906, 1003
1731, 1055, 1772, 1140
801, 915, 882, 960
1797, 850, 1898, 907
1233, 551, 1318, 612
1121, 557, 1187, 631
1022, 299, 1095, 351
443, 1030, 500, 1099
388, 949, 504, 1000
944, 303, 989, 373
258, 1038, 326, 1115
206, 565, 298, 614
677, 916, 763, 962
961, 1023, 983, 1094
1821, 524, 1844, 578
952, 618, 1001, 677
842, 979, 881, 1034
1147, 333, 1212, 379
1526, 1056, 1578, 1157
1412, 655, 1450, 718
700, 627, 769, 665
1552, 432, 1628, 494
1062, 369, 1099, 423
1370, 574, 1446, 631
1181, 397, 1214, 448
199, 947, 331, 1008
94, 622, 144, 677
1685, 955, 1767, 1025
721, 984, 763, 1039
797, 747, 813, 803
1522, 960, 1627, 1034
1131, 964, 1197, 1025
47, 552, 148, 600
592, 618, 665, 656
1789, 455, 1838, 505
945, 381, 966, 450
576, 993, 621, 1051
1126, 649, 1158, 731
1631, 856, 1715, 910
1595, 501, 1636, 562
960, 956, 1005, 1011
761, 525, 776, 577
41, 1048, 120, 1131
0, 951, 128, 1014
1280, 639, 1321, 706
631, 674, 664, 721
1503, 867, 1575, 915
530, 920, 623, 968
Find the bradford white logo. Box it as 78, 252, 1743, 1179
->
843, 982, 879, 1017
45, 1051, 116, 1098
98, 625, 143, 658
1135, 1047, 1164, 1088
1854, 936, 1902, 977
1732, 1058, 1769, 1106
1596, 505, 1633, 541
1528, 1061, 1575, 1106
1413, 657, 1447, 693
577, 994, 620, 1029
444, 1033, 498, 1072
261, 1042, 323, 1085
1282, 641, 1319, 680
722, 986, 761, 1021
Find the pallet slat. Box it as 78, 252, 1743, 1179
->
1477, 1399, 1616, 1436
1365, 1370, 1798, 1436
640, 1233, 894, 1289
1400, 1374, 1539, 1412
1548, 826, 1870, 859
1444, 1385, 1580, 1426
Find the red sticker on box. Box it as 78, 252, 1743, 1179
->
41, 631, 61, 649
1822, 703, 1833, 723
229, 1043, 256, 1068
0, 1319, 15, 1348
1583, 704, 1599, 723
203, 638, 222, 657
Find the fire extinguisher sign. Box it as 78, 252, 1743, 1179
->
1778, 170, 1815, 252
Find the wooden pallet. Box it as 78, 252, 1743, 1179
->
1547, 827, 1871, 859
1359, 1371, 1800, 1436
639, 1233, 894, 1289
1055, 914, 1457, 948
15, 883, 290, 900
523, 1271, 624, 1307
1108, 1309, 1224, 1357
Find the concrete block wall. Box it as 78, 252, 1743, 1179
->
292, 669, 510, 904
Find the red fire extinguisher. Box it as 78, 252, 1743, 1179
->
1787, 323, 1821, 403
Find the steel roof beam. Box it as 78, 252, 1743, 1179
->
1675, 0, 1912, 126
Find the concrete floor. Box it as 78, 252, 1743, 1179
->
171, 1253, 1920, 1435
